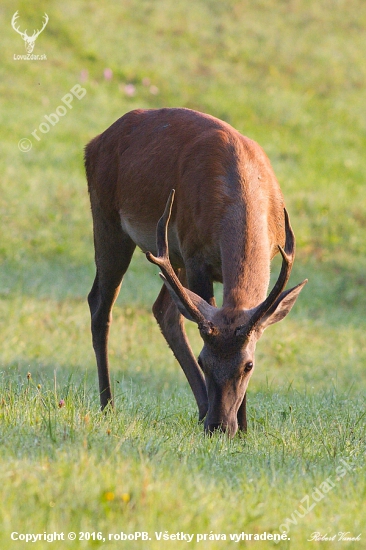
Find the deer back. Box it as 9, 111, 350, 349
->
86, 108, 285, 299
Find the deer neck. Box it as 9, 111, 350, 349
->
221, 206, 271, 310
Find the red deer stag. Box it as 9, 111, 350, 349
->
85, 108, 307, 437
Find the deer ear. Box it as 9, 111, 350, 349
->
159, 274, 216, 323
258, 280, 307, 331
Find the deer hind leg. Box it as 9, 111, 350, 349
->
152, 269, 208, 420
88, 207, 136, 410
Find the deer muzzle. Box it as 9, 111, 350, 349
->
204, 378, 243, 437
204, 417, 239, 438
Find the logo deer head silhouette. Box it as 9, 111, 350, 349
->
11, 11, 49, 54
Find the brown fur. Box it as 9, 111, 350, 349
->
85, 108, 306, 436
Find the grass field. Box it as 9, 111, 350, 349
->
1, 0, 365, 548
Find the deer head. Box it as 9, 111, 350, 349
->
11, 11, 49, 54
147, 190, 307, 436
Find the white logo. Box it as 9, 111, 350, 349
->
11, 11, 48, 54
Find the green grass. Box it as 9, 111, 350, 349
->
1, 0, 365, 548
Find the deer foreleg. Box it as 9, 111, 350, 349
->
237, 392, 247, 432
153, 276, 208, 420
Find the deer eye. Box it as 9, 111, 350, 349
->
244, 361, 253, 373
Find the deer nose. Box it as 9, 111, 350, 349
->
205, 422, 225, 434
204, 419, 238, 438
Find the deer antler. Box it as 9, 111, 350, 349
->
11, 11, 48, 39
32, 13, 49, 39
146, 190, 211, 329
238, 208, 295, 336
11, 11, 26, 38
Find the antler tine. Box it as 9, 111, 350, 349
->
146, 190, 207, 325
246, 208, 295, 334
156, 188, 174, 259
11, 10, 19, 25
11, 11, 24, 36
34, 13, 49, 38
